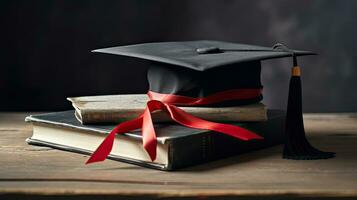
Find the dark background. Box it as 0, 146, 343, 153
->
1, 0, 357, 112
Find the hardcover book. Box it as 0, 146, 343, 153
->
67, 94, 267, 124
26, 110, 285, 171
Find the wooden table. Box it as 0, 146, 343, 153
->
0, 113, 356, 200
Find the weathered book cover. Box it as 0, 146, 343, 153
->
67, 94, 267, 124
26, 110, 285, 171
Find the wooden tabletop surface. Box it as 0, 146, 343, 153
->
0, 112, 356, 200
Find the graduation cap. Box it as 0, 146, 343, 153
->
86, 40, 335, 164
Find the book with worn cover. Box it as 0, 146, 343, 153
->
67, 94, 267, 124
25, 110, 285, 171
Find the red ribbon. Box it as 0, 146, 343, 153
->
86, 89, 264, 164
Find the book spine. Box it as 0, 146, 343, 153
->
80, 107, 268, 124
80, 111, 142, 124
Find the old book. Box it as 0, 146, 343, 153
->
67, 94, 267, 124
25, 110, 285, 171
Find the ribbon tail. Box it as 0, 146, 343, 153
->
86, 117, 143, 164
141, 100, 171, 161
142, 106, 157, 161
165, 104, 263, 141
86, 131, 116, 164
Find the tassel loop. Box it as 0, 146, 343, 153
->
292, 66, 301, 77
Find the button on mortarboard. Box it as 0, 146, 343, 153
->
196, 47, 223, 54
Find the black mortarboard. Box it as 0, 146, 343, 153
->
91, 40, 334, 161
93, 41, 310, 106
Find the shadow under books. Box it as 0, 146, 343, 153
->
179, 145, 281, 172
180, 133, 340, 172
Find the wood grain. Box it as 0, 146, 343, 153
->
0, 112, 356, 199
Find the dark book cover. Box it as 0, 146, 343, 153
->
26, 110, 285, 170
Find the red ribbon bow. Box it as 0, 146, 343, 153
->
86, 89, 264, 164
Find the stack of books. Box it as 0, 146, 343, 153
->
26, 94, 285, 171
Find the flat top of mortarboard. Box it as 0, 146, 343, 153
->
92, 40, 315, 71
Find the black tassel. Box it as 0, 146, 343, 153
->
283, 56, 335, 160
